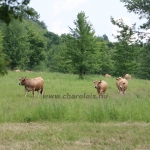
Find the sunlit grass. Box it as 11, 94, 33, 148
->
0, 70, 150, 123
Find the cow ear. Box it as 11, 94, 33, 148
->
93, 81, 95, 83
98, 80, 101, 83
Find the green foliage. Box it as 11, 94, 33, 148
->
111, 17, 138, 76
0, 30, 7, 75
44, 31, 60, 50
27, 29, 46, 70
0, 18, 47, 71
95, 37, 114, 75
136, 41, 150, 79
121, 0, 150, 39
1, 20, 30, 70
66, 11, 99, 78
47, 44, 73, 73
102, 34, 109, 41
119, 0, 150, 78
0, 5, 149, 80
0, 0, 35, 25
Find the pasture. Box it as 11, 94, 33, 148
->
0, 71, 150, 149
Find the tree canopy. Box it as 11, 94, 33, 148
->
66, 11, 99, 79
0, 0, 35, 25
121, 0, 150, 39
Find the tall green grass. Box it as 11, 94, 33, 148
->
0, 71, 150, 123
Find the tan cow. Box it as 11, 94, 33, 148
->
25, 70, 31, 72
124, 74, 131, 79
105, 74, 111, 77
116, 77, 123, 93
14, 69, 20, 72
118, 78, 128, 94
93, 80, 107, 98
19, 76, 44, 97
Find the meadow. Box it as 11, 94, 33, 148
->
0, 71, 150, 149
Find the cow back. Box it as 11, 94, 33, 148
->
25, 77, 44, 91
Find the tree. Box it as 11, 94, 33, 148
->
0, 0, 35, 25
136, 41, 150, 79
1, 19, 30, 70
44, 31, 60, 51
24, 8, 47, 30
0, 30, 7, 75
120, 0, 150, 79
66, 11, 99, 79
102, 34, 109, 41
120, 0, 150, 38
47, 44, 73, 73
27, 29, 46, 70
111, 17, 137, 76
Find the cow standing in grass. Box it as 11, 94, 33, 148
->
124, 74, 131, 80
19, 77, 44, 97
14, 69, 20, 72
25, 70, 31, 73
94, 80, 107, 98
116, 77, 123, 93
105, 74, 111, 77
118, 78, 128, 94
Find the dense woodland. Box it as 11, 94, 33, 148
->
0, 0, 150, 79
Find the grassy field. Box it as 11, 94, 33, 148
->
0, 71, 150, 149
1, 122, 150, 150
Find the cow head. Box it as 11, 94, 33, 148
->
93, 80, 102, 89
118, 80, 126, 90
116, 77, 122, 81
19, 77, 26, 85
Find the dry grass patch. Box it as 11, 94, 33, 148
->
0, 122, 150, 150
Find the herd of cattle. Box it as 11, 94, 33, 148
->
94, 73, 131, 98
16, 69, 131, 98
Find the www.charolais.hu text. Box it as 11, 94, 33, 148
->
43, 93, 108, 99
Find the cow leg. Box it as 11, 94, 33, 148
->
99, 92, 104, 98
98, 91, 100, 98
117, 86, 120, 93
37, 90, 40, 97
24, 89, 28, 97
99, 91, 102, 98
103, 91, 105, 95
32, 90, 35, 97
120, 91, 123, 95
40, 87, 44, 96
123, 90, 126, 94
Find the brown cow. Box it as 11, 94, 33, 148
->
116, 77, 123, 93
93, 80, 107, 98
105, 74, 111, 77
25, 70, 31, 72
14, 69, 20, 72
19, 77, 44, 97
118, 78, 128, 94
124, 74, 131, 80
